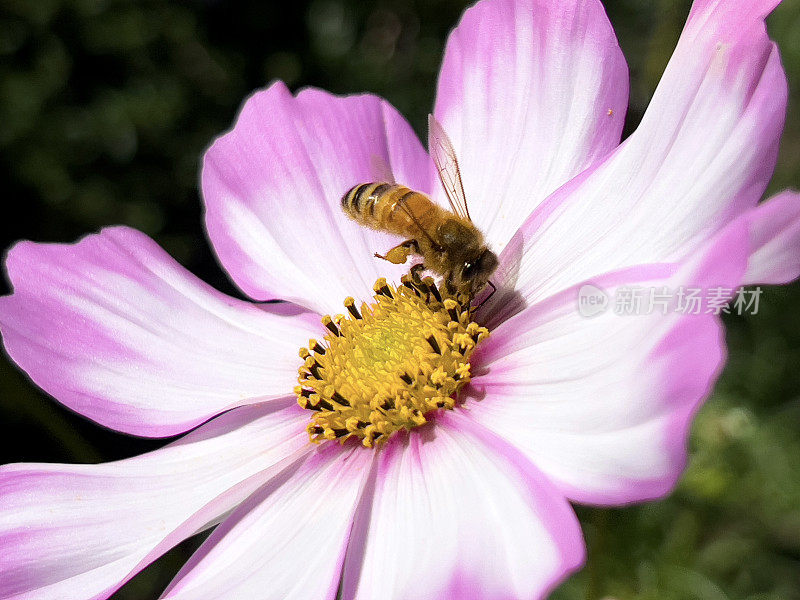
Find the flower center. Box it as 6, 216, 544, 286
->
296, 275, 489, 447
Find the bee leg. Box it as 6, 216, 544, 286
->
444, 272, 458, 296
374, 239, 420, 265
374, 246, 409, 264
409, 263, 425, 286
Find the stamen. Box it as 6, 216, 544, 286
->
331, 391, 350, 406
444, 298, 461, 323
415, 278, 432, 298
400, 274, 421, 295
322, 315, 340, 336
344, 297, 362, 319
296, 277, 488, 447
427, 278, 443, 303
373, 277, 394, 298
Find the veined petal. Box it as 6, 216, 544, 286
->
488, 0, 786, 310
0, 227, 321, 437
741, 190, 800, 285
202, 82, 431, 315
468, 219, 751, 505
0, 402, 310, 600
161, 444, 373, 600
341, 413, 584, 600
433, 0, 629, 253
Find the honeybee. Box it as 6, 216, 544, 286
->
341, 115, 498, 300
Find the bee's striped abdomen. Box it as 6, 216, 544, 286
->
341, 182, 400, 227
342, 183, 416, 230
341, 182, 443, 242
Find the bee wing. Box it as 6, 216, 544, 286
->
394, 190, 442, 251
428, 114, 471, 222
369, 154, 396, 184
366, 153, 442, 251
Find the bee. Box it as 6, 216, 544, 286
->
341, 115, 498, 300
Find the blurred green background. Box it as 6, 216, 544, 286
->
0, 0, 798, 598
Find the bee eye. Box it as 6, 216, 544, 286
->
462, 262, 475, 278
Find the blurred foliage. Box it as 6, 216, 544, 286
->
0, 0, 798, 598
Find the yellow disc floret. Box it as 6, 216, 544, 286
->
296, 275, 489, 448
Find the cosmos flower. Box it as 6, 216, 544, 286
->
2, 0, 800, 598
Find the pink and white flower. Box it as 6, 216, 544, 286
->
2, 0, 799, 598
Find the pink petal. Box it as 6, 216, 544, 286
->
487, 0, 786, 310
341, 413, 584, 600
0, 402, 311, 600
741, 191, 800, 285
433, 0, 628, 254
468, 219, 751, 505
202, 82, 431, 315
0, 227, 321, 437
161, 444, 373, 600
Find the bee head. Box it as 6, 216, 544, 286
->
458, 248, 498, 297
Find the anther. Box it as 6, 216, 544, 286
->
331, 391, 351, 407
317, 398, 335, 411
373, 278, 393, 298
322, 315, 340, 336
399, 372, 414, 385
415, 278, 431, 298
428, 281, 443, 303
307, 361, 322, 380
426, 335, 441, 354
344, 297, 362, 319
301, 398, 324, 411
444, 299, 460, 323
309, 339, 326, 355
400, 274, 421, 295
